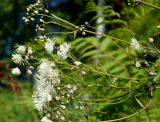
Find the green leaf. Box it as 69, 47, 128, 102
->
96, 19, 127, 26
134, 97, 144, 108
100, 38, 112, 51
81, 50, 99, 59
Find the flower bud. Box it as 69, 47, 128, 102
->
74, 61, 81, 66
27, 69, 32, 75
60, 105, 66, 109
27, 47, 33, 55
148, 38, 154, 43
11, 67, 21, 76
135, 61, 141, 68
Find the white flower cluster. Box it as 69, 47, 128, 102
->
45, 38, 55, 53
49, 84, 77, 121
11, 39, 78, 121
37, 59, 60, 84
43, 37, 71, 60
131, 37, 141, 51
65, 84, 77, 95
32, 59, 60, 111
23, 0, 49, 24
11, 45, 33, 76
32, 58, 78, 121
57, 42, 71, 59
16, 0, 82, 120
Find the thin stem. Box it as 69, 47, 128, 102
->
84, 29, 160, 53
156, 86, 160, 89
45, 21, 76, 30
82, 63, 134, 80
142, 1, 160, 10
77, 91, 131, 105
101, 89, 153, 122
51, 14, 77, 28
38, 13, 77, 29
146, 109, 151, 122
85, 83, 129, 90
102, 98, 152, 122
84, 30, 130, 44
46, 31, 74, 35
84, 29, 136, 60
69, 53, 134, 80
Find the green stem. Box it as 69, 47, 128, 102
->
84, 30, 130, 44
142, 1, 160, 10
101, 89, 153, 122
46, 31, 74, 35
38, 13, 77, 28
101, 98, 152, 122
146, 109, 151, 122
51, 14, 77, 28
69, 53, 134, 80
45, 21, 76, 30
84, 29, 160, 53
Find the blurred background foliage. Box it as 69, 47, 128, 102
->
0, 0, 160, 121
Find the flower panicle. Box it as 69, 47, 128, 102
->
131, 37, 141, 51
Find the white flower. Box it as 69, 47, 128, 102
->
15, 45, 26, 55
66, 84, 71, 89
60, 116, 65, 120
39, 36, 45, 40
131, 37, 140, 51
157, 25, 160, 29
38, 59, 59, 84
81, 71, 86, 75
55, 96, 60, 101
74, 61, 81, 66
27, 47, 33, 55
45, 38, 55, 53
11, 67, 21, 75
51, 62, 55, 67
149, 72, 157, 76
32, 79, 54, 111
12, 54, 23, 65
37, 0, 41, 4
41, 116, 53, 122
47, 94, 52, 102
30, 66, 34, 70
57, 42, 71, 59
135, 61, 141, 68
25, 55, 29, 61
72, 86, 77, 91
60, 105, 66, 109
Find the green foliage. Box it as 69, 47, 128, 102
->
2, 0, 160, 121
70, 1, 160, 121
85, 0, 127, 26
0, 82, 39, 122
